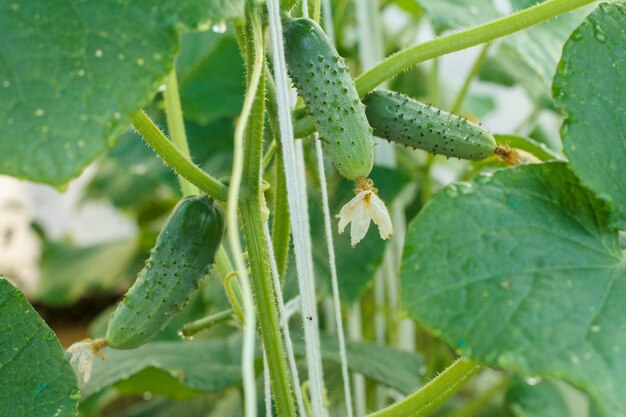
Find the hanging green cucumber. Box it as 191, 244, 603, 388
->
363, 89, 497, 160
105, 194, 224, 349
283, 17, 374, 181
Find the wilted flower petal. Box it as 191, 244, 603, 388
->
336, 179, 393, 247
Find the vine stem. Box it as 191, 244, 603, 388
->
367, 359, 480, 417
293, 0, 596, 137
129, 111, 228, 201
237, 6, 298, 417
450, 42, 491, 115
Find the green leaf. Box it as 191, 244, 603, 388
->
506, 378, 569, 417
553, 2, 626, 230
400, 163, 626, 416
81, 336, 243, 399
0, 0, 241, 186
494, 134, 563, 162
480, 2, 591, 108
415, 0, 500, 33
308, 337, 424, 395
0, 277, 79, 417
36, 239, 137, 306
179, 34, 245, 125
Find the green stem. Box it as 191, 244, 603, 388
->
293, 0, 596, 137
163, 68, 199, 196
130, 111, 228, 201
451, 42, 491, 115
238, 9, 298, 417
265, 69, 291, 281
180, 309, 234, 337
367, 359, 480, 417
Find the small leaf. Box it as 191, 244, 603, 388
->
480, 2, 591, 108
179, 34, 245, 125
36, 239, 137, 306
506, 377, 569, 417
553, 2, 626, 229
81, 336, 243, 399
294, 336, 424, 394
0, 277, 79, 417
415, 0, 500, 33
401, 163, 626, 416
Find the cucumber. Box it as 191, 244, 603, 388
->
284, 17, 374, 181
105, 195, 224, 349
363, 90, 496, 160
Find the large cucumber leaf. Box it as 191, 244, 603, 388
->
0, 0, 242, 186
401, 163, 626, 416
0, 277, 79, 417
553, 2, 626, 229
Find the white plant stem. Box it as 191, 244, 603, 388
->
263, 223, 306, 416
266, 1, 327, 415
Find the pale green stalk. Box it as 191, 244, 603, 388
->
367, 359, 480, 417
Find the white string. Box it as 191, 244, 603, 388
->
266, 1, 327, 416
263, 223, 306, 416
313, 1, 355, 415
263, 352, 272, 417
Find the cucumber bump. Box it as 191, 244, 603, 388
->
283, 17, 374, 181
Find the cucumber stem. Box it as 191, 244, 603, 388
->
238, 6, 298, 417
130, 111, 228, 201
366, 359, 480, 417
180, 309, 234, 337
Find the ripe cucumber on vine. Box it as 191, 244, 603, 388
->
68, 195, 225, 380
283, 17, 393, 246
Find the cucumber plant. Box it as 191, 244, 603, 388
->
1, 1, 622, 417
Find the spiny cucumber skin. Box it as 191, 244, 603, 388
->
284, 18, 374, 181
363, 90, 496, 160
105, 195, 224, 350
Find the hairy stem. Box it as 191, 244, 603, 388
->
367, 359, 480, 417
130, 111, 228, 201
180, 309, 234, 337
238, 7, 298, 417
